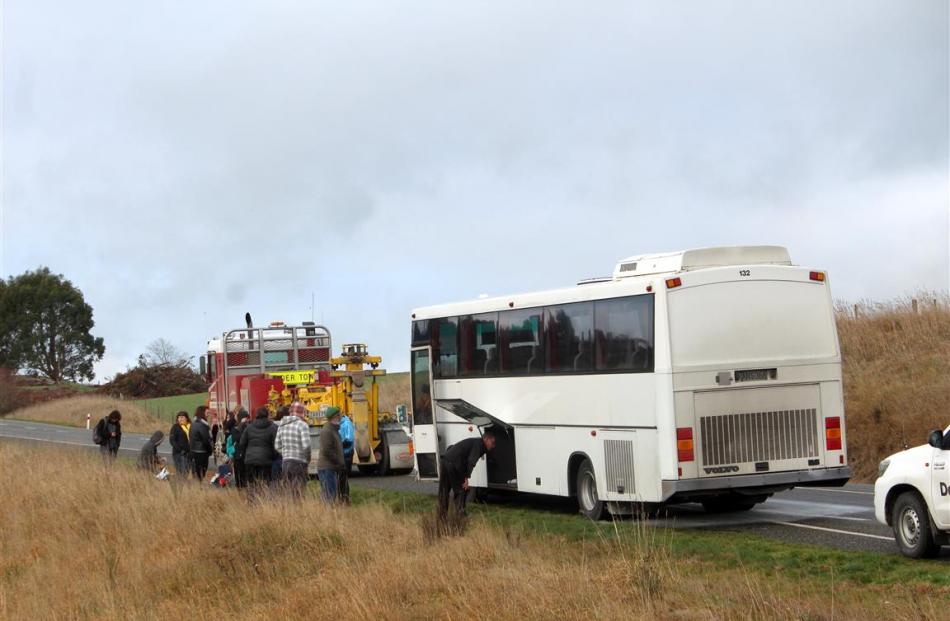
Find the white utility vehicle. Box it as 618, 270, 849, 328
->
410, 246, 850, 518
874, 426, 950, 558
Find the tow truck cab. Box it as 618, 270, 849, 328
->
873, 425, 950, 558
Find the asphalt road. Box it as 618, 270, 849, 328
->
2, 418, 945, 559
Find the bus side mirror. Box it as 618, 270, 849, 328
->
927, 430, 944, 449
199, 356, 206, 378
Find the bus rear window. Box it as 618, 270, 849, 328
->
668, 280, 837, 368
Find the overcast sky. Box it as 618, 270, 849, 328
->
2, 1, 948, 379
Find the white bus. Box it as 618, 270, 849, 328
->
410, 246, 850, 518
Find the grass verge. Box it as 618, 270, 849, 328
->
352, 486, 950, 588
1, 442, 947, 620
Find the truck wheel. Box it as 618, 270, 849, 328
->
576, 459, 606, 520
891, 492, 941, 559
377, 436, 391, 477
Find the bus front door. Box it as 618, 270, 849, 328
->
411, 346, 440, 480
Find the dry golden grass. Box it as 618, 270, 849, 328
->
0, 442, 944, 621
4, 395, 166, 434
837, 294, 950, 481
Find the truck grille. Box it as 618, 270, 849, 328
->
700, 408, 819, 466
604, 439, 636, 494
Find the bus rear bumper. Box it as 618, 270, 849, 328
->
661, 466, 852, 503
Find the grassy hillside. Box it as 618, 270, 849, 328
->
837, 294, 950, 481
139, 392, 208, 423
376, 371, 410, 415
0, 442, 944, 621
4, 396, 166, 434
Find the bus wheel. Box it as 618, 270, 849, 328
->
576, 459, 605, 520
892, 492, 940, 559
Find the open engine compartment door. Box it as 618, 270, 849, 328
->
410, 347, 440, 480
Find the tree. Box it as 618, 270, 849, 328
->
144, 338, 190, 367
0, 267, 105, 382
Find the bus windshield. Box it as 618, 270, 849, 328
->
668, 280, 838, 369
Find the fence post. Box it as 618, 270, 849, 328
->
912, 298, 918, 314
853, 304, 860, 318
86, 413, 91, 429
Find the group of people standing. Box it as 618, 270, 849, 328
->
95, 401, 356, 505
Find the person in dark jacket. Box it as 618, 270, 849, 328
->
438, 432, 496, 520
95, 410, 122, 462
317, 407, 345, 503
168, 411, 192, 477
238, 407, 278, 493
137, 430, 165, 473
189, 405, 213, 481
231, 410, 251, 488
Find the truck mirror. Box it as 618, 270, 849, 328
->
927, 430, 944, 449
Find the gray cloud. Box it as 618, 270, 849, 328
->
2, 0, 947, 378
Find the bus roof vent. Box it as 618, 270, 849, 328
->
612, 246, 792, 278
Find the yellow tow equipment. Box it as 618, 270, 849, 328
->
266, 344, 392, 467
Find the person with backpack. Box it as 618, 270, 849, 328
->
189, 406, 213, 481
229, 409, 250, 488
168, 411, 192, 477
338, 413, 355, 504
94, 410, 122, 462
238, 407, 278, 496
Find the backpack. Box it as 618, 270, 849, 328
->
92, 419, 105, 445
226, 435, 236, 458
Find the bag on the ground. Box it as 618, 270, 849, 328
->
210, 464, 232, 488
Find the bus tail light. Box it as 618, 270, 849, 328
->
666, 277, 682, 289
809, 271, 826, 282
676, 427, 694, 462
825, 417, 841, 451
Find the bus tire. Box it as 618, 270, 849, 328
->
891, 491, 941, 559
576, 459, 606, 521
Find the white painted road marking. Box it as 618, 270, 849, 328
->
772, 521, 893, 541
808, 487, 874, 495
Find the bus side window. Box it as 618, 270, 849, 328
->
499, 309, 543, 375
544, 302, 593, 373
436, 317, 459, 378
594, 296, 654, 372
459, 313, 498, 376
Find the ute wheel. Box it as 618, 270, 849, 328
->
576, 459, 606, 520
891, 492, 941, 559
701, 494, 763, 514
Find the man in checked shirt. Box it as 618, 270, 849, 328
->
275, 401, 313, 500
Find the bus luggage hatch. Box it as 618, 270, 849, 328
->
434, 399, 510, 430
436, 399, 517, 489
